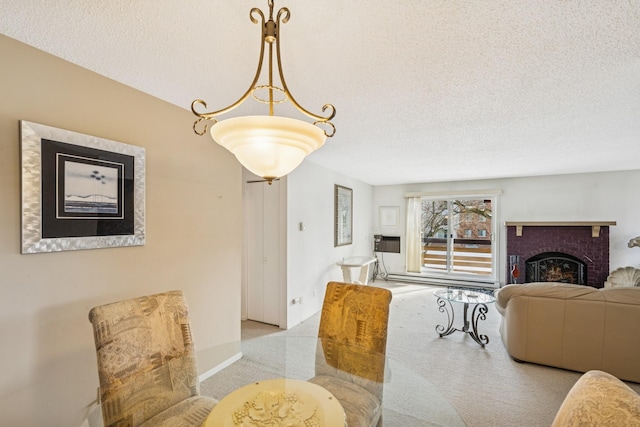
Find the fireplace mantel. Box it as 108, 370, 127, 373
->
505, 221, 616, 238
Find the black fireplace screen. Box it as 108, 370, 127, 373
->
525, 252, 586, 285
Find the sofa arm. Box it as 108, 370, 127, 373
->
551, 370, 640, 426
494, 285, 517, 315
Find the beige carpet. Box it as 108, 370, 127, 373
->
201, 281, 640, 426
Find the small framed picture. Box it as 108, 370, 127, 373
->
379, 206, 400, 228
334, 184, 352, 247
20, 120, 145, 253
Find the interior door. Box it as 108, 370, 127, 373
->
246, 180, 281, 326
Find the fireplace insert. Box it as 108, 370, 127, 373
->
525, 252, 586, 285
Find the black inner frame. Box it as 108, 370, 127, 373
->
41, 138, 135, 239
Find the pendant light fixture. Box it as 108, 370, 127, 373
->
191, 0, 336, 184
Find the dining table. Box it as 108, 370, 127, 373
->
202, 335, 466, 426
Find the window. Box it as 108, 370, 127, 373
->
434, 230, 447, 239
418, 195, 497, 281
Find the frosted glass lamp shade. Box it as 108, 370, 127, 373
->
210, 115, 326, 181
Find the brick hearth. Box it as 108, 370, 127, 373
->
506, 223, 613, 288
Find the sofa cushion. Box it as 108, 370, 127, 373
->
496, 282, 640, 307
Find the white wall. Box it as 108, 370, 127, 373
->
0, 36, 242, 427
373, 170, 640, 285
285, 161, 373, 328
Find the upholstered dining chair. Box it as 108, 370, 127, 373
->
88, 290, 217, 427
308, 281, 393, 427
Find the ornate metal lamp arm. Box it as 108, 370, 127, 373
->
191, 0, 336, 138
191, 8, 267, 135
273, 8, 336, 137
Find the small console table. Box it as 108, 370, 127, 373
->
336, 256, 377, 285
433, 288, 496, 347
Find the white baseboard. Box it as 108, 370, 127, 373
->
387, 273, 499, 289
199, 351, 243, 383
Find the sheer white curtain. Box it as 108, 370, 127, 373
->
405, 197, 422, 273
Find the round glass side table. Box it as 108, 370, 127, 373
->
433, 288, 496, 347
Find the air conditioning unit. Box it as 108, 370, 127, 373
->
374, 235, 400, 253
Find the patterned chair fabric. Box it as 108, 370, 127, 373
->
551, 370, 640, 426
88, 290, 217, 427
308, 281, 392, 427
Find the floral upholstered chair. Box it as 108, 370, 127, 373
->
88, 290, 217, 427
552, 370, 640, 426
308, 281, 393, 427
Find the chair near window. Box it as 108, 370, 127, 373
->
308, 281, 393, 427
88, 290, 217, 427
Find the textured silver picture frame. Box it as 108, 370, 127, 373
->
20, 120, 146, 253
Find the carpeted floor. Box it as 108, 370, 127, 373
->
201, 281, 640, 426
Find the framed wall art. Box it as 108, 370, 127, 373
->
20, 120, 145, 254
379, 206, 400, 228
334, 184, 352, 247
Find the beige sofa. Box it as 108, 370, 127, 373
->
495, 282, 640, 383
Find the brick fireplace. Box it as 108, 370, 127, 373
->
505, 222, 615, 288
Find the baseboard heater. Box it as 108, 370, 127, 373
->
387, 273, 499, 289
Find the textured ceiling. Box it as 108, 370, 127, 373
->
2, 0, 639, 185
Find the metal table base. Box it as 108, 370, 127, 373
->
435, 298, 490, 346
